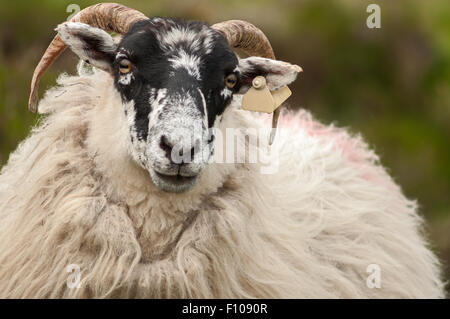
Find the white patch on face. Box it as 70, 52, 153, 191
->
146, 89, 207, 176
197, 88, 208, 128
201, 27, 215, 55
148, 88, 168, 127
121, 83, 211, 192
115, 52, 128, 60
157, 25, 216, 57
212, 114, 222, 128
220, 87, 232, 99
118, 73, 134, 85
148, 88, 157, 105
169, 50, 201, 80
159, 27, 199, 51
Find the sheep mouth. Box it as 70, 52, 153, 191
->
155, 171, 197, 184
150, 170, 199, 193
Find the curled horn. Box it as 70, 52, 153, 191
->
211, 20, 280, 144
28, 3, 147, 113
211, 20, 275, 59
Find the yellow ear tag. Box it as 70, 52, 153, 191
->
242, 76, 274, 113
271, 85, 292, 109
242, 76, 292, 113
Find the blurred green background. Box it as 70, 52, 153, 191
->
0, 0, 448, 294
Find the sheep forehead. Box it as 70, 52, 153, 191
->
157, 24, 217, 54
158, 25, 218, 80
120, 21, 222, 83
168, 50, 201, 80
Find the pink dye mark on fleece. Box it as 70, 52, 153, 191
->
262, 111, 395, 189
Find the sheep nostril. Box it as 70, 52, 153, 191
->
190, 138, 202, 159
159, 135, 201, 164
160, 135, 173, 157
182, 143, 198, 164
180, 146, 195, 164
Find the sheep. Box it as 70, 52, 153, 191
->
0, 3, 445, 298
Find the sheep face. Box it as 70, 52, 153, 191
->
57, 19, 300, 193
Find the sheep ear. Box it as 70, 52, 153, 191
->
56, 22, 117, 73
237, 57, 302, 93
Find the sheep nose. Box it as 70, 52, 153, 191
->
159, 135, 197, 164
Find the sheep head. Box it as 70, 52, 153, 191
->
29, 3, 302, 193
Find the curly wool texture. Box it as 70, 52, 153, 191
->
0, 66, 445, 298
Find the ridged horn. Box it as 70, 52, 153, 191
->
28, 2, 147, 112
211, 20, 275, 60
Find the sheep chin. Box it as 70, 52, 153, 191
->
149, 169, 199, 193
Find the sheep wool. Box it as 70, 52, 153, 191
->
0, 66, 445, 298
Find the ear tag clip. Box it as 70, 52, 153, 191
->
242, 76, 274, 113
242, 76, 292, 145
242, 76, 292, 113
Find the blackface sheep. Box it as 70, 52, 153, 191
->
0, 3, 445, 298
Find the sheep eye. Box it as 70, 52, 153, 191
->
119, 59, 132, 74
224, 74, 237, 89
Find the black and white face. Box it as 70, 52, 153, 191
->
57, 18, 301, 193
113, 19, 240, 193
